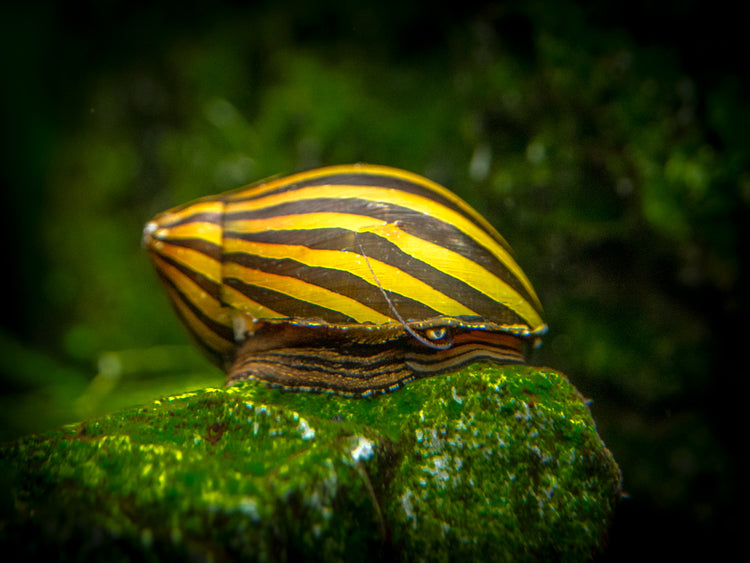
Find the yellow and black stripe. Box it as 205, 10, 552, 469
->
143, 164, 546, 394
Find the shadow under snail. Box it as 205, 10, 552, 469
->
143, 164, 547, 396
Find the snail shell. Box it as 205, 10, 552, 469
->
143, 164, 546, 395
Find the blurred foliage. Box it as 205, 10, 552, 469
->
1, 0, 747, 559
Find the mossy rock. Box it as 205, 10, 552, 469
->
0, 364, 621, 561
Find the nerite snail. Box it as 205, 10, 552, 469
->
143, 164, 547, 396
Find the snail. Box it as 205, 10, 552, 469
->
143, 164, 546, 396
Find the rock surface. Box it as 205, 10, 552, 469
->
0, 364, 621, 561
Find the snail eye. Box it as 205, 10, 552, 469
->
424, 327, 449, 341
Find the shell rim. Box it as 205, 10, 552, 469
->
242, 315, 548, 339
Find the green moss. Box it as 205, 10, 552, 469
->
1, 364, 621, 561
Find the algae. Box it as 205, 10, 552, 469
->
1, 364, 621, 561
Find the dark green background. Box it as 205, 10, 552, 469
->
1, 0, 746, 559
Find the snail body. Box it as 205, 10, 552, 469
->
144, 164, 546, 395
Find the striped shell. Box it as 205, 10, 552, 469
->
143, 164, 546, 395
